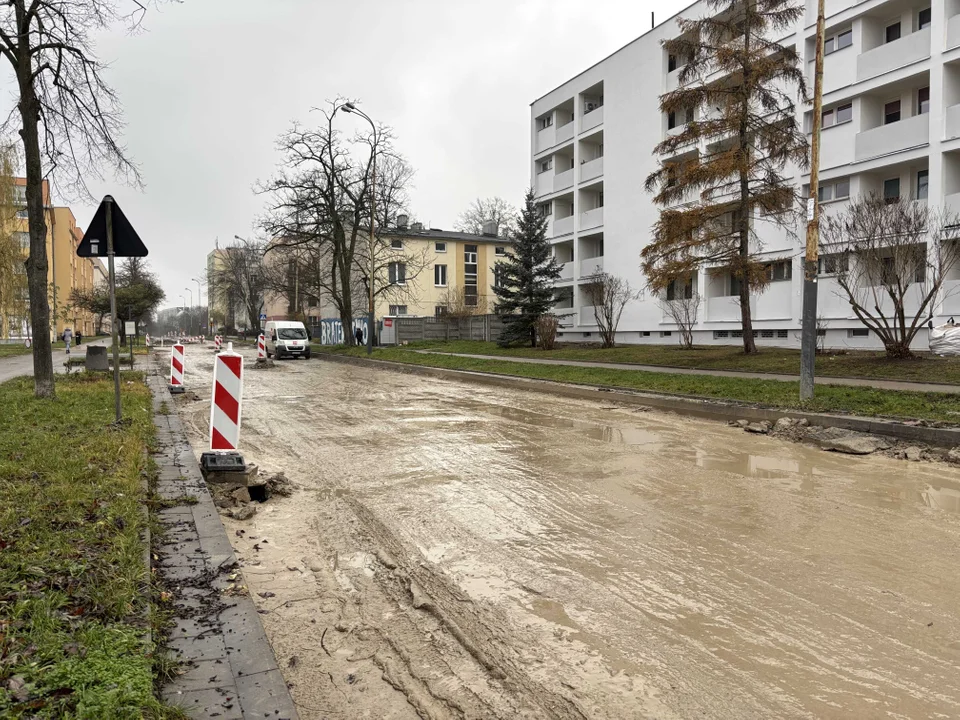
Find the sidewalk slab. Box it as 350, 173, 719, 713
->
147, 370, 299, 719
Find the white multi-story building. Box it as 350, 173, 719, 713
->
531, 0, 960, 348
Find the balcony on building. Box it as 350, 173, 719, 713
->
554, 240, 575, 281
578, 232, 604, 278
665, 44, 692, 92
942, 150, 960, 215
858, 156, 929, 209
705, 269, 755, 321
808, 21, 857, 94
550, 192, 575, 238
854, 77, 929, 161
856, 11, 930, 83
580, 82, 604, 134
948, 0, 960, 49
554, 286, 574, 315
579, 183, 604, 231
536, 99, 575, 154
579, 131, 604, 183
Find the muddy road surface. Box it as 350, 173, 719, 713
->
168, 347, 960, 719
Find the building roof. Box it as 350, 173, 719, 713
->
387, 226, 512, 244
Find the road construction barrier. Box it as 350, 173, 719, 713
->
257, 334, 266, 360
170, 343, 185, 392
214, 335, 222, 352
210, 342, 243, 451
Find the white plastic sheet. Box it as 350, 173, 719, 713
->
929, 323, 960, 357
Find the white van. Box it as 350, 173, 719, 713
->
264, 320, 311, 360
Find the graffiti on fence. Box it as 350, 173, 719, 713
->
318, 317, 370, 345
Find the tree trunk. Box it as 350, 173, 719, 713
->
17, 69, 55, 397
530, 323, 536, 348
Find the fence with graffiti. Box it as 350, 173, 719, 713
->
316, 317, 371, 346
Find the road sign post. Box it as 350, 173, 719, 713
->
77, 195, 148, 424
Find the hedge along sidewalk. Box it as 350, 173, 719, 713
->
320, 346, 960, 425
0, 372, 184, 719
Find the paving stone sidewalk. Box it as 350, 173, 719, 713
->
148, 371, 299, 719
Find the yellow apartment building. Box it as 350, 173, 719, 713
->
1, 178, 98, 339
261, 222, 512, 326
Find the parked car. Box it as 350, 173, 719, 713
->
264, 320, 311, 359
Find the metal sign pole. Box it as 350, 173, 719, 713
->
106, 196, 122, 423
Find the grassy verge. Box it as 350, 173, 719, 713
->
0, 342, 67, 360
0, 373, 183, 719
405, 339, 960, 385
321, 346, 960, 424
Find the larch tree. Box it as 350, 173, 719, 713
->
493, 189, 561, 347
0, 0, 164, 397
644, 0, 808, 354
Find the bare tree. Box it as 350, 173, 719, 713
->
820, 194, 960, 359
209, 238, 268, 332
582, 272, 641, 348
260, 100, 417, 345
455, 197, 517, 238
535, 314, 560, 350
0, 0, 159, 397
438, 285, 488, 318
657, 280, 702, 349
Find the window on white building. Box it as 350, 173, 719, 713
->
917, 170, 929, 200
884, 177, 901, 204
824, 29, 852, 54
885, 22, 901, 43
819, 253, 849, 275
391, 238, 403, 249
538, 115, 553, 130
918, 86, 930, 114
495, 246, 506, 256
388, 262, 406, 285
538, 158, 553, 174
435, 242, 447, 253
848, 328, 870, 338
766, 260, 792, 282
389, 305, 408, 316
884, 99, 901, 124
919, 7, 931, 29
434, 264, 447, 286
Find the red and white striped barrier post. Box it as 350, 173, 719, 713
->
209, 342, 243, 451
214, 335, 222, 353
169, 343, 185, 394
257, 334, 266, 360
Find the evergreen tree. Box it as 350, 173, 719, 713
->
494, 189, 562, 347
644, 0, 808, 353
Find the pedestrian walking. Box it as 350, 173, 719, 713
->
76, 330, 82, 346
355, 326, 364, 346
63, 327, 72, 354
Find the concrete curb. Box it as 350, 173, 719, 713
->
319, 352, 960, 448
147, 370, 299, 720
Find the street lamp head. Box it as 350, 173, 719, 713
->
342, 102, 356, 113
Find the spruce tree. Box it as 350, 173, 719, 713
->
494, 189, 562, 347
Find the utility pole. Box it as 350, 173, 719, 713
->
800, 0, 826, 401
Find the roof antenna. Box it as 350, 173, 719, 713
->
651, 11, 655, 28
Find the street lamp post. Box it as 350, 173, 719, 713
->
185, 288, 193, 335
192, 277, 203, 334
341, 101, 376, 356
178, 295, 185, 335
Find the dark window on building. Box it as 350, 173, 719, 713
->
434, 264, 447, 286
837, 29, 852, 49
884, 99, 901, 124
435, 305, 448, 317
388, 262, 406, 285
435, 241, 447, 253
884, 177, 901, 203
668, 54, 678, 72
919, 7, 931, 29
919, 86, 930, 114
886, 22, 901, 43
836, 102, 852, 124
391, 238, 403, 249
918, 170, 929, 200
819, 253, 849, 275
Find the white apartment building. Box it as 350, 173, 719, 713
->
531, 0, 960, 348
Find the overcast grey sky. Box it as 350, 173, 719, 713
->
13, 0, 692, 309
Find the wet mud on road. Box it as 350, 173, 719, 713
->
168, 347, 960, 719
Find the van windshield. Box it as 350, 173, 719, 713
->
278, 328, 307, 340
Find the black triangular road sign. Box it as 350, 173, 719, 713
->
77, 195, 148, 258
